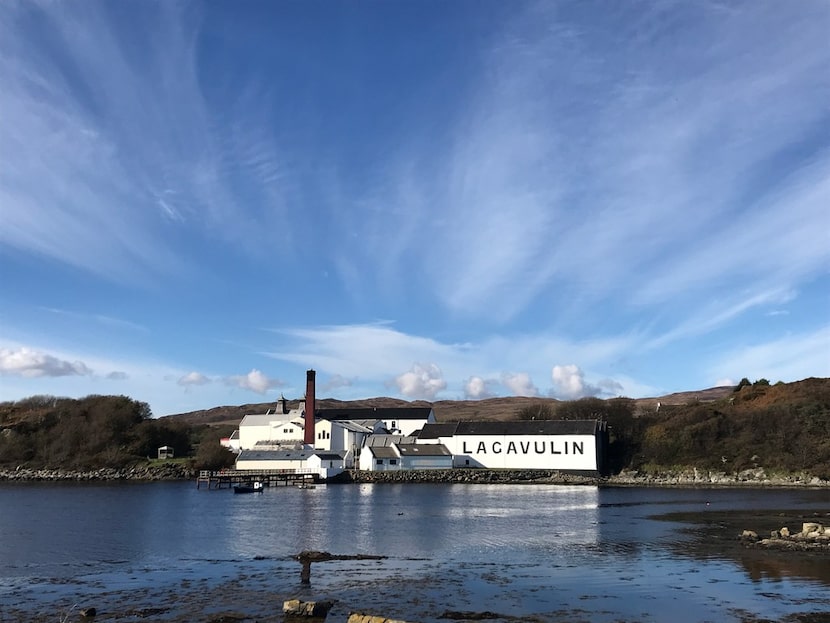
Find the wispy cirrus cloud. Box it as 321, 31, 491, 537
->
0, 2, 292, 285
708, 325, 830, 387
332, 1, 830, 331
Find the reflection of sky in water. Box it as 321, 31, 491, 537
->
1, 482, 828, 622
220, 483, 602, 559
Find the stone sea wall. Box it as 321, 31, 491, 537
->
0, 462, 196, 482
1, 465, 827, 486
340, 467, 829, 487
608, 467, 829, 487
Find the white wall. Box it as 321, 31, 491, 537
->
444, 434, 598, 470
400, 456, 452, 470
381, 410, 435, 436
235, 457, 307, 471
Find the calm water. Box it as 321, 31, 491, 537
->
0, 482, 828, 622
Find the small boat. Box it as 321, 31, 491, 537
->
233, 481, 263, 494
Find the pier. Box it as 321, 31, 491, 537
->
196, 468, 319, 489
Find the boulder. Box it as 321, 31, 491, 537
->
740, 530, 759, 541
780, 526, 790, 537
283, 599, 333, 617
347, 615, 411, 623
801, 522, 822, 536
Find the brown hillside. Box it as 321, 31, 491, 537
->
161, 383, 751, 427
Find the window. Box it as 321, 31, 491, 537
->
391, 421, 396, 429
389, 459, 397, 465
376, 459, 384, 465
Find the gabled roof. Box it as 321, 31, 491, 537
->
417, 423, 458, 439
239, 414, 279, 427
419, 420, 602, 437
239, 414, 305, 428
313, 452, 345, 461
331, 420, 374, 433
365, 434, 416, 447
320, 407, 433, 421
397, 443, 451, 457
367, 446, 399, 459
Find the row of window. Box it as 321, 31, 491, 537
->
376, 459, 398, 465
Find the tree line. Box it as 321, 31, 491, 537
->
0, 395, 236, 471
2, 378, 828, 478
516, 378, 830, 479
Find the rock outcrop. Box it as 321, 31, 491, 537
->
742, 521, 830, 551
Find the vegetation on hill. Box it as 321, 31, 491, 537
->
1, 378, 827, 478
514, 377, 830, 479
0, 395, 235, 470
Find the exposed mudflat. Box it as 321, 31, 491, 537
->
652, 508, 830, 585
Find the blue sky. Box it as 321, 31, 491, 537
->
1, 1, 828, 417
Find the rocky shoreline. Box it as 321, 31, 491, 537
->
1, 464, 827, 486
0, 462, 196, 481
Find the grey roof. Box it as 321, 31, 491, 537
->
365, 434, 417, 447
368, 446, 399, 459
320, 407, 433, 421
417, 423, 459, 440
419, 420, 602, 437
313, 452, 345, 461
334, 420, 374, 433
397, 443, 451, 457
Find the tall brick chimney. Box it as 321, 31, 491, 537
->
304, 369, 316, 446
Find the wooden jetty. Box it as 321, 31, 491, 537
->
197, 468, 319, 490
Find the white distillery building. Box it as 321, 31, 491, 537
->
417, 420, 608, 474
359, 434, 453, 471
320, 407, 435, 437
231, 400, 433, 468
235, 449, 345, 479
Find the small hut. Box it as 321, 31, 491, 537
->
157, 445, 175, 460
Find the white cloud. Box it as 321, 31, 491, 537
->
225, 369, 283, 394
266, 322, 639, 401
0, 347, 92, 378
500, 372, 538, 397
464, 376, 496, 399
106, 371, 128, 380
551, 364, 587, 399
178, 372, 210, 387
550, 364, 625, 399
394, 363, 447, 400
